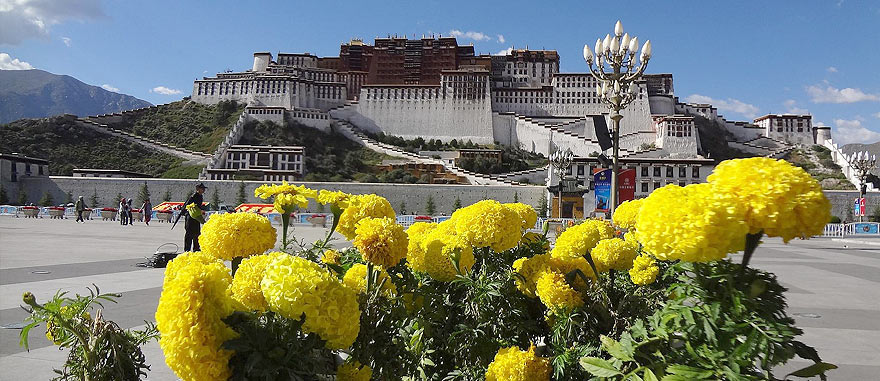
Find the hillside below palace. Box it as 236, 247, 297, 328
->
191, 35, 832, 160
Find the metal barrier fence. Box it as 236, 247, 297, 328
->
823, 223, 879, 237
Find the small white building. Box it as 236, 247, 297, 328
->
0, 153, 49, 183
206, 145, 305, 181
753, 114, 814, 145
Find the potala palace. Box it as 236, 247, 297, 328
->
190, 36, 832, 161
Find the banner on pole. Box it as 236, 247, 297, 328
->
619, 169, 636, 203
594, 169, 612, 212
855, 198, 866, 217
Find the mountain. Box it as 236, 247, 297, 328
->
0, 69, 152, 124
842, 141, 880, 176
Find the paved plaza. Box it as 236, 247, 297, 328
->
1, 216, 879, 380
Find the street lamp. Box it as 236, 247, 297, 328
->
549, 147, 574, 218
845, 151, 877, 222
583, 20, 652, 217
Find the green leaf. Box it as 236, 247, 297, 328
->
601, 335, 634, 361
579, 357, 622, 377
643, 368, 659, 381
660, 375, 691, 381
786, 362, 838, 378
666, 365, 714, 379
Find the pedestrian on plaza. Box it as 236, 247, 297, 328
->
119, 198, 128, 225
142, 198, 152, 226
74, 196, 87, 223
180, 183, 208, 251
127, 198, 134, 225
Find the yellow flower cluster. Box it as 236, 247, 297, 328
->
550, 219, 614, 259
199, 212, 277, 260
535, 271, 584, 311
337, 194, 396, 240
451, 200, 522, 252
405, 222, 437, 273
321, 249, 341, 265
707, 157, 831, 242
45, 305, 89, 345
612, 199, 643, 230
629, 254, 659, 285
485, 344, 551, 381
336, 360, 373, 381
353, 217, 409, 268
230, 252, 286, 311
254, 181, 317, 214
636, 183, 748, 262
260, 255, 360, 349
591, 237, 640, 272
506, 202, 539, 231
422, 235, 476, 281
343, 263, 397, 296
317, 190, 352, 209
156, 253, 238, 381
512, 253, 594, 298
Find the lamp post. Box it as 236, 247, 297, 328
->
583, 20, 652, 217
549, 148, 574, 218
845, 151, 877, 222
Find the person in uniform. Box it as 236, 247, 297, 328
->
183, 183, 208, 251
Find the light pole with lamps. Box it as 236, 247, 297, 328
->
845, 151, 877, 222
549, 147, 574, 218
583, 20, 652, 217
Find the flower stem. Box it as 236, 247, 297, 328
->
741, 231, 764, 271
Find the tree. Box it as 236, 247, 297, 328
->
0, 184, 8, 204
115, 192, 123, 206
39, 191, 54, 206
210, 188, 221, 211
162, 188, 172, 202
425, 195, 435, 215
452, 197, 462, 212
66, 191, 74, 204
513, 192, 519, 203
537, 194, 548, 218
399, 201, 407, 215
17, 189, 28, 205
90, 188, 99, 208
417, 174, 432, 184
236, 182, 247, 206
137, 183, 151, 205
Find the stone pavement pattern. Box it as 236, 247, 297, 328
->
1, 216, 879, 380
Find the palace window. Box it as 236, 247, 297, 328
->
641, 167, 648, 177
653, 167, 661, 177
666, 167, 673, 177
679, 167, 686, 177
641, 182, 649, 193
692, 166, 700, 178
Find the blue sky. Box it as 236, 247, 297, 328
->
1, 0, 879, 144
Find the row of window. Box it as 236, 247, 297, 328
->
569, 165, 701, 179
661, 124, 694, 137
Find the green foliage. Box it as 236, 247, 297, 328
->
580, 261, 835, 380
513, 192, 519, 203
17, 189, 28, 205
399, 200, 407, 214
785, 148, 854, 190
829, 215, 841, 223
90, 188, 99, 208
452, 197, 462, 212
425, 195, 435, 215
162, 188, 172, 202
65, 191, 73, 204
0, 184, 8, 204
39, 191, 54, 206
115, 192, 123, 206
210, 188, 221, 211
537, 195, 549, 218
0, 116, 188, 176
137, 183, 151, 205
19, 286, 159, 381
159, 164, 203, 179
105, 100, 244, 153
236, 182, 247, 206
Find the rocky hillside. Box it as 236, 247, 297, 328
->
783, 146, 854, 190
0, 69, 151, 124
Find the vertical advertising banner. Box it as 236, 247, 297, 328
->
593, 169, 612, 212
619, 169, 636, 203
860, 198, 866, 217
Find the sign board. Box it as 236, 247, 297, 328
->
853, 222, 879, 235
619, 169, 636, 203
593, 168, 637, 212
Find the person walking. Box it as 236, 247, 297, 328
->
127, 198, 134, 225
74, 196, 87, 223
181, 183, 208, 251
142, 198, 152, 226
119, 198, 128, 225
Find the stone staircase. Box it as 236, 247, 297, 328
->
75, 118, 211, 163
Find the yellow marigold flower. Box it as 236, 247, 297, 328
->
535, 271, 584, 312
485, 344, 551, 381
261, 255, 360, 349
591, 237, 640, 272
452, 200, 521, 252
321, 249, 341, 265
156, 254, 237, 381
337, 194, 396, 240
550, 219, 613, 259
317, 190, 352, 209
520, 231, 547, 247
707, 157, 832, 242
343, 263, 397, 296
506, 202, 538, 231
163, 251, 217, 286
230, 252, 287, 311
45, 305, 90, 345
254, 181, 317, 214
513, 254, 595, 298
422, 234, 476, 281
406, 222, 438, 273
629, 254, 659, 285
353, 217, 408, 268
336, 360, 372, 381
199, 212, 277, 260
612, 199, 643, 230
636, 184, 748, 262
548, 256, 595, 289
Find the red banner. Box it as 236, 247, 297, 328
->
619, 169, 636, 203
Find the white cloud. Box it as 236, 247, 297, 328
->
685, 94, 761, 119
61, 36, 70, 46
449, 29, 490, 41
783, 99, 809, 114
826, 66, 838, 73
0, 52, 34, 69
874, 112, 880, 119
497, 34, 505, 44
150, 86, 181, 95
493, 47, 513, 56
833, 118, 880, 145
0, 0, 104, 45
806, 84, 880, 103
101, 84, 119, 92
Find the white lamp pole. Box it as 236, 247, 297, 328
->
583, 20, 652, 217
846, 151, 877, 222
549, 148, 574, 218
